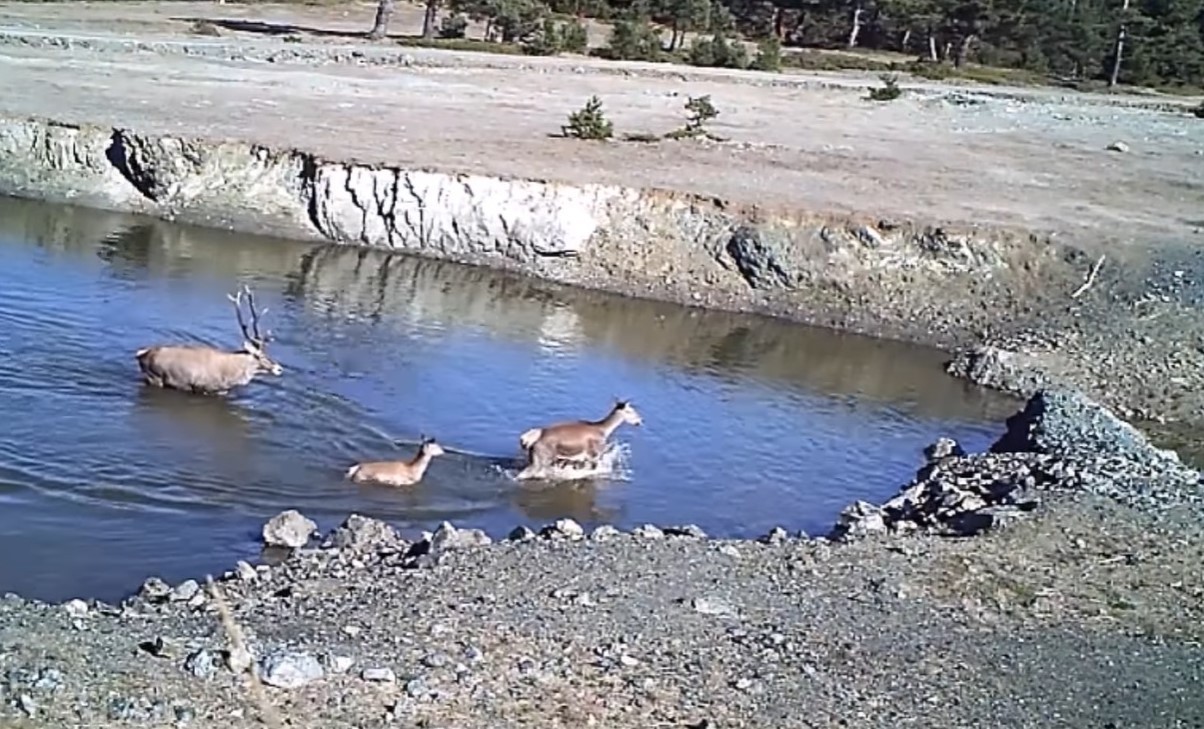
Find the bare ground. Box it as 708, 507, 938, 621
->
0, 1, 1200, 252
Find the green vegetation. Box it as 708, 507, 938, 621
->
562, 95, 615, 139
665, 94, 723, 139
866, 73, 902, 100
363, 0, 1204, 91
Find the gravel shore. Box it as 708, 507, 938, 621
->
1, 390, 1201, 728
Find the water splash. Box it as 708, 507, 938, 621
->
498, 441, 633, 483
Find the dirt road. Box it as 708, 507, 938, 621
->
0, 0, 1201, 249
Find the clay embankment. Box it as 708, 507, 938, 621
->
0, 2, 1202, 425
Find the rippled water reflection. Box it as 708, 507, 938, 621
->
0, 196, 1018, 602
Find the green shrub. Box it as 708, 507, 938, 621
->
562, 95, 614, 139
687, 33, 747, 69
438, 13, 469, 38
560, 18, 588, 52
866, 73, 902, 101
749, 36, 781, 72
603, 18, 663, 61
666, 94, 722, 139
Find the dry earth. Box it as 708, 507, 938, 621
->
0, 0, 1201, 249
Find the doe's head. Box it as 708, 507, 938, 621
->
613, 398, 643, 427
419, 435, 446, 458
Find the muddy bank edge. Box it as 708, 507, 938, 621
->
2, 114, 1200, 424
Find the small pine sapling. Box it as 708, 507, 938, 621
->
562, 96, 614, 140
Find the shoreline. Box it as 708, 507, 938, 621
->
0, 389, 1202, 727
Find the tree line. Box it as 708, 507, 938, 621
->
367, 0, 1204, 89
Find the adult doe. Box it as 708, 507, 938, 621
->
517, 398, 643, 479
135, 285, 284, 395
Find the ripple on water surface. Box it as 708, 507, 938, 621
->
0, 196, 1019, 602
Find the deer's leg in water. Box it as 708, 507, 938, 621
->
529, 441, 559, 471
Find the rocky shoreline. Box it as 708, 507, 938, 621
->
1, 388, 1201, 727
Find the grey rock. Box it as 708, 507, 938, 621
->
422, 652, 450, 668
758, 527, 789, 544
1106, 141, 1130, 153
831, 501, 888, 541
63, 598, 88, 618
18, 693, 37, 717
329, 514, 402, 551
320, 654, 355, 673
632, 524, 665, 539
226, 645, 253, 673
542, 518, 585, 540
405, 677, 430, 698
361, 666, 396, 682
138, 577, 171, 603
184, 648, 217, 679
507, 526, 536, 542
235, 560, 258, 581
691, 596, 738, 617
924, 436, 965, 461
946, 507, 1027, 537
258, 651, 323, 689
262, 510, 318, 549
590, 525, 622, 541
170, 579, 200, 603
430, 521, 492, 551
664, 524, 708, 538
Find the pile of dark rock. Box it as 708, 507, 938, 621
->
831, 388, 1202, 541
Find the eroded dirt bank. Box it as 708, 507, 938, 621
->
0, 389, 1201, 728
0, 2, 1202, 426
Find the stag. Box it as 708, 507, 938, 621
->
346, 436, 446, 487
517, 399, 643, 478
135, 285, 284, 395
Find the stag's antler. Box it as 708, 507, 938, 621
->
226, 285, 272, 345
226, 288, 254, 343
242, 285, 271, 343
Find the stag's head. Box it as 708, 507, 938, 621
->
419, 435, 446, 458
228, 285, 284, 377
613, 399, 643, 427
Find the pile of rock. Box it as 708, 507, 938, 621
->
830, 387, 1202, 542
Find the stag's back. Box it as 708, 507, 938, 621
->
136, 345, 257, 392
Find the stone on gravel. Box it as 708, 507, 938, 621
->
320, 653, 355, 673
328, 514, 403, 551
138, 577, 172, 603
542, 518, 585, 540
235, 561, 258, 581
429, 522, 492, 551
664, 524, 708, 538
924, 436, 965, 461
758, 527, 789, 544
507, 525, 536, 542
691, 596, 738, 617
258, 651, 324, 689
590, 525, 622, 541
170, 579, 200, 602
184, 648, 217, 679
830, 501, 888, 542
63, 598, 88, 618
361, 667, 396, 682
633, 524, 665, 539
262, 510, 318, 549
